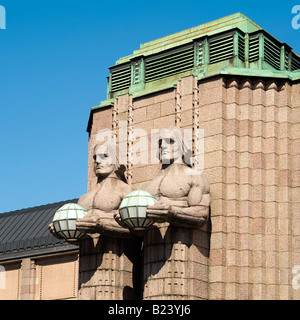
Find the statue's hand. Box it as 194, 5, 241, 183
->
48, 223, 64, 240
76, 211, 114, 234
114, 211, 130, 229
76, 210, 134, 238
167, 205, 209, 228
114, 211, 144, 237
76, 213, 101, 234
146, 199, 171, 223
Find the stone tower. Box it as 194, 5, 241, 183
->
79, 13, 300, 300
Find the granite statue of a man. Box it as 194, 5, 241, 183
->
50, 141, 141, 300
142, 127, 211, 300
75, 142, 134, 237
145, 127, 210, 227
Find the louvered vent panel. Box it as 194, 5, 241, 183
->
145, 45, 194, 82
291, 53, 300, 71
238, 35, 245, 61
111, 64, 131, 92
264, 37, 281, 70
249, 36, 259, 62
209, 34, 234, 64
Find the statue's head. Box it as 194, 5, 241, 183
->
158, 127, 187, 165
93, 141, 127, 182
93, 142, 117, 178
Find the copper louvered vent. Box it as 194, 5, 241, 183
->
291, 52, 300, 71
110, 63, 131, 93
108, 29, 300, 97
209, 33, 234, 64
264, 37, 281, 70
249, 36, 259, 63
145, 44, 194, 82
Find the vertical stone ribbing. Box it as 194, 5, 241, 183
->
248, 80, 264, 299
193, 76, 201, 168
112, 99, 119, 143
175, 81, 182, 127
127, 95, 134, 185
291, 81, 300, 300
252, 80, 267, 299
112, 100, 118, 133
205, 76, 297, 300
277, 82, 293, 300
199, 77, 226, 300
224, 78, 240, 300
264, 81, 279, 300
239, 79, 254, 299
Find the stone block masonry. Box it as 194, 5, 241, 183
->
85, 74, 300, 300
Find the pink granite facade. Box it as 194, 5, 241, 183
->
81, 75, 300, 300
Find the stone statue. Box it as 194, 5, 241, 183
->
52, 141, 140, 300
75, 142, 134, 237
141, 127, 211, 300
48, 141, 134, 239
144, 127, 210, 228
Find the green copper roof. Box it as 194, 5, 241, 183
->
116, 12, 262, 65
91, 12, 300, 113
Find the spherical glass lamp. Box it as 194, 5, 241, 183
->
119, 190, 157, 230
52, 203, 87, 241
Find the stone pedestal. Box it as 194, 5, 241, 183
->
143, 223, 210, 300
78, 235, 142, 300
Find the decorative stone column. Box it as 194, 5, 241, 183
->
19, 258, 36, 300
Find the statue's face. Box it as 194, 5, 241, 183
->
93, 144, 116, 177
159, 129, 182, 164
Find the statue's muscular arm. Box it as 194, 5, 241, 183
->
168, 172, 210, 228
76, 182, 134, 237
147, 172, 210, 228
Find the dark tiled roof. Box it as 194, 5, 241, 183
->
0, 199, 79, 262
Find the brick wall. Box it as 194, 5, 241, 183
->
0, 253, 79, 300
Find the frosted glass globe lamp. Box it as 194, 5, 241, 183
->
52, 203, 87, 241
119, 190, 157, 230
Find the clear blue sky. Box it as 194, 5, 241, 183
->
0, 0, 299, 213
